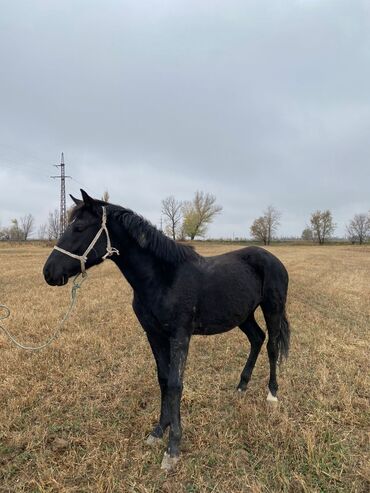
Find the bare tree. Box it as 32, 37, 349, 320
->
38, 223, 48, 240
250, 216, 269, 245
9, 219, 23, 241
250, 205, 281, 245
182, 191, 222, 240
19, 213, 35, 240
161, 196, 183, 240
301, 227, 313, 241
48, 209, 60, 240
0, 226, 11, 240
346, 213, 370, 244
265, 205, 281, 244
310, 210, 335, 244
0, 219, 7, 240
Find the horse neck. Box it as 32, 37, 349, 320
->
109, 224, 161, 296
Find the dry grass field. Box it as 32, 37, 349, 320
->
0, 242, 369, 492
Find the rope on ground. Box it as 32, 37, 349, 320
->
0, 274, 86, 351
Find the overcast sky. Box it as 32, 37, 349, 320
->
0, 0, 369, 238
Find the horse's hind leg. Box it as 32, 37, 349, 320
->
262, 309, 290, 403
237, 314, 266, 392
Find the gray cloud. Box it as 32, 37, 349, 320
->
0, 0, 369, 238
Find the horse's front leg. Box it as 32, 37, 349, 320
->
145, 330, 171, 443
161, 328, 190, 471
133, 299, 172, 444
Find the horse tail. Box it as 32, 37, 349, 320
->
277, 309, 290, 364
258, 251, 290, 364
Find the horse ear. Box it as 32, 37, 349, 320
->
80, 189, 95, 207
70, 194, 82, 206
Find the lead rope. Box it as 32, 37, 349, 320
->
0, 274, 86, 351
0, 206, 119, 351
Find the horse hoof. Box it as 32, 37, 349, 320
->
161, 451, 179, 471
267, 391, 278, 403
146, 434, 162, 446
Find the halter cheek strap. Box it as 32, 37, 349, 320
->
53, 206, 120, 277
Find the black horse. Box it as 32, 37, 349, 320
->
43, 190, 290, 470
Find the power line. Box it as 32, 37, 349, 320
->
70, 177, 100, 198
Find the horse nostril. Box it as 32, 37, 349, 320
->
43, 266, 52, 282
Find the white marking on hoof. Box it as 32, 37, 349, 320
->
161, 451, 179, 471
237, 388, 242, 392
146, 434, 162, 446
267, 391, 278, 402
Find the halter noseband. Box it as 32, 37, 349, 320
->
53, 206, 120, 277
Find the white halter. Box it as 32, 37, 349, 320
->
54, 206, 120, 277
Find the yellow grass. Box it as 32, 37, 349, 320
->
0, 242, 369, 492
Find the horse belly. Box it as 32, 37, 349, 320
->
195, 269, 261, 333
192, 324, 236, 336
194, 295, 252, 335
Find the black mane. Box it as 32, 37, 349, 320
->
69, 200, 200, 265
111, 206, 200, 265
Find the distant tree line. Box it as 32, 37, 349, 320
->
161, 193, 369, 244
0, 214, 35, 241
248, 207, 370, 245
0, 191, 111, 242
1, 191, 369, 245
301, 210, 370, 245
0, 210, 62, 241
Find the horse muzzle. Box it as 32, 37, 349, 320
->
43, 264, 69, 286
